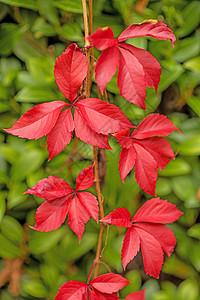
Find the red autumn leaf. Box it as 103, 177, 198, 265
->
76, 98, 132, 135
115, 114, 180, 196
119, 43, 160, 94
118, 22, 176, 45
76, 164, 95, 191
47, 108, 74, 160
95, 46, 119, 94
101, 198, 183, 278
55, 273, 130, 300
88, 22, 175, 109
24, 176, 73, 200
125, 290, 146, 300
4, 101, 67, 139
131, 113, 181, 139
5, 43, 132, 160
54, 43, 88, 102
25, 165, 99, 241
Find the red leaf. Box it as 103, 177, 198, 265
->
101, 207, 132, 227
4, 101, 67, 139
119, 147, 136, 182
118, 22, 176, 46
55, 273, 129, 300
134, 137, 175, 170
89, 289, 118, 300
131, 113, 181, 139
132, 198, 183, 224
27, 166, 99, 240
74, 109, 112, 149
77, 98, 132, 135
125, 290, 146, 300
76, 164, 95, 191
31, 195, 72, 232
134, 143, 158, 196
87, 27, 117, 50
121, 227, 140, 270
78, 192, 99, 222
113, 128, 134, 149
135, 222, 176, 256
117, 46, 146, 109
24, 176, 73, 200
95, 46, 119, 94
119, 43, 161, 93
135, 226, 164, 278
90, 273, 130, 294
55, 281, 87, 300
47, 108, 74, 160
68, 194, 93, 242
103, 200, 182, 278
54, 43, 88, 102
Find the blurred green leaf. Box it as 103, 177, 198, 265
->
179, 135, 200, 155
16, 86, 58, 102
7, 182, 28, 208
53, 0, 83, 13
184, 57, 200, 73
121, 270, 141, 298
0, 234, 20, 258
11, 149, 46, 180
38, 0, 59, 26
0, 0, 38, 10
177, 278, 199, 300
187, 97, 200, 116
156, 178, 172, 196
27, 56, 54, 83
158, 64, 184, 93
0, 193, 6, 223
0, 23, 24, 56
32, 19, 57, 37
22, 278, 48, 298
1, 215, 23, 243
171, 176, 196, 202
174, 36, 200, 63
159, 158, 191, 176
59, 23, 83, 41
188, 224, 200, 239
29, 227, 65, 254
176, 1, 200, 38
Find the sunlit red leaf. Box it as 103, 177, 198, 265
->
101, 199, 182, 277
77, 98, 132, 135
54, 43, 88, 102
87, 27, 117, 50
4, 101, 67, 139
118, 22, 176, 46
95, 46, 119, 94
125, 290, 145, 300
76, 165, 95, 191
24, 176, 73, 200
117, 46, 146, 109
25, 166, 98, 241
47, 108, 74, 160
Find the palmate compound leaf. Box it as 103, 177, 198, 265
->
55, 273, 130, 300
115, 113, 181, 196
88, 22, 176, 109
101, 198, 183, 278
5, 43, 133, 160
24, 165, 99, 241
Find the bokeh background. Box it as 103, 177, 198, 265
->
0, 0, 200, 299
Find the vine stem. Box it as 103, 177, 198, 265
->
82, 0, 105, 278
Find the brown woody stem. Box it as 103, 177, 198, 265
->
82, 0, 105, 278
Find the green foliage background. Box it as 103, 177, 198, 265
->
0, 0, 200, 299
